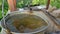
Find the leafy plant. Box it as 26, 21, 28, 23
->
0, 0, 60, 20
0, 0, 8, 20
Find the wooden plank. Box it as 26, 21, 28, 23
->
7, 0, 17, 12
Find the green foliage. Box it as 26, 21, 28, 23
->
0, 0, 2, 6
50, 0, 60, 8
0, 0, 2, 20
0, 0, 8, 20
0, 0, 60, 20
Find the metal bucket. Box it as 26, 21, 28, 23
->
1, 11, 50, 34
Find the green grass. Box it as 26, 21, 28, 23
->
0, 0, 60, 20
